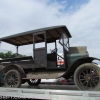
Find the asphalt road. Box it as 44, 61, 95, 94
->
21, 83, 78, 90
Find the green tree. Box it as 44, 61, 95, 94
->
5, 51, 12, 59
0, 52, 5, 59
0, 51, 26, 59
12, 53, 26, 58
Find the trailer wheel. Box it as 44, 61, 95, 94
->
4, 70, 22, 88
27, 79, 41, 86
74, 63, 100, 91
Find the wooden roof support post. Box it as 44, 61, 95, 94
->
33, 34, 35, 59
55, 41, 57, 49
16, 46, 18, 57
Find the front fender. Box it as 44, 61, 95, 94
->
63, 57, 100, 79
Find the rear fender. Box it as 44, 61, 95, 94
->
63, 57, 100, 79
2, 64, 26, 78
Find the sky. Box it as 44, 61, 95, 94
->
0, 0, 100, 59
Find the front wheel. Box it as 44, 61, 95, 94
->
74, 63, 100, 91
4, 70, 22, 88
27, 79, 41, 86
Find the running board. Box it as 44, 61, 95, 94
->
24, 71, 65, 79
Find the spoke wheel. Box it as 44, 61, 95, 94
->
4, 70, 21, 88
27, 79, 41, 86
74, 63, 100, 91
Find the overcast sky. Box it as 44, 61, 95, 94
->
0, 0, 100, 58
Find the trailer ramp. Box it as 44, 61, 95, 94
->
0, 87, 100, 100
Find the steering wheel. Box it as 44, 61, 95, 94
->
51, 48, 58, 53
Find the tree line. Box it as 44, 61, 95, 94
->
0, 51, 26, 59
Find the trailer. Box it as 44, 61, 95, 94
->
0, 87, 100, 100
0, 25, 100, 91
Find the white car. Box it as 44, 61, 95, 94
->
41, 77, 67, 85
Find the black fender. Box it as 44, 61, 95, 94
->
62, 57, 100, 79
2, 64, 26, 78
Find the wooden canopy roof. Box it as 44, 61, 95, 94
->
0, 25, 71, 46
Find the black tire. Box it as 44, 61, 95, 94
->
74, 63, 100, 91
4, 70, 22, 88
27, 79, 41, 86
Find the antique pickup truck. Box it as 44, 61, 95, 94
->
0, 25, 100, 91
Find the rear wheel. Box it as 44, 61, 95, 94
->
27, 79, 41, 86
4, 70, 22, 88
74, 63, 100, 91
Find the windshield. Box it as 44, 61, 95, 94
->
59, 32, 69, 51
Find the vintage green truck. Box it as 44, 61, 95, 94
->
0, 25, 100, 91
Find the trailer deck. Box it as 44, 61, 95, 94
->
0, 87, 100, 100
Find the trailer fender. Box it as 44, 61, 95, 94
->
63, 57, 100, 79
2, 64, 26, 78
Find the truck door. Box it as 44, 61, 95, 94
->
33, 32, 47, 68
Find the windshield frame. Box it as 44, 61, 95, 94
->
59, 31, 70, 51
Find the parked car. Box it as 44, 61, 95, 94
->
27, 77, 74, 86
57, 53, 64, 68
41, 77, 67, 85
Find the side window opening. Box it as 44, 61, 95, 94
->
35, 42, 45, 49
47, 42, 55, 54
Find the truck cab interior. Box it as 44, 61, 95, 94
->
33, 30, 70, 69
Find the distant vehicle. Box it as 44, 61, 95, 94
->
57, 53, 64, 68
27, 77, 74, 86
41, 77, 67, 85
